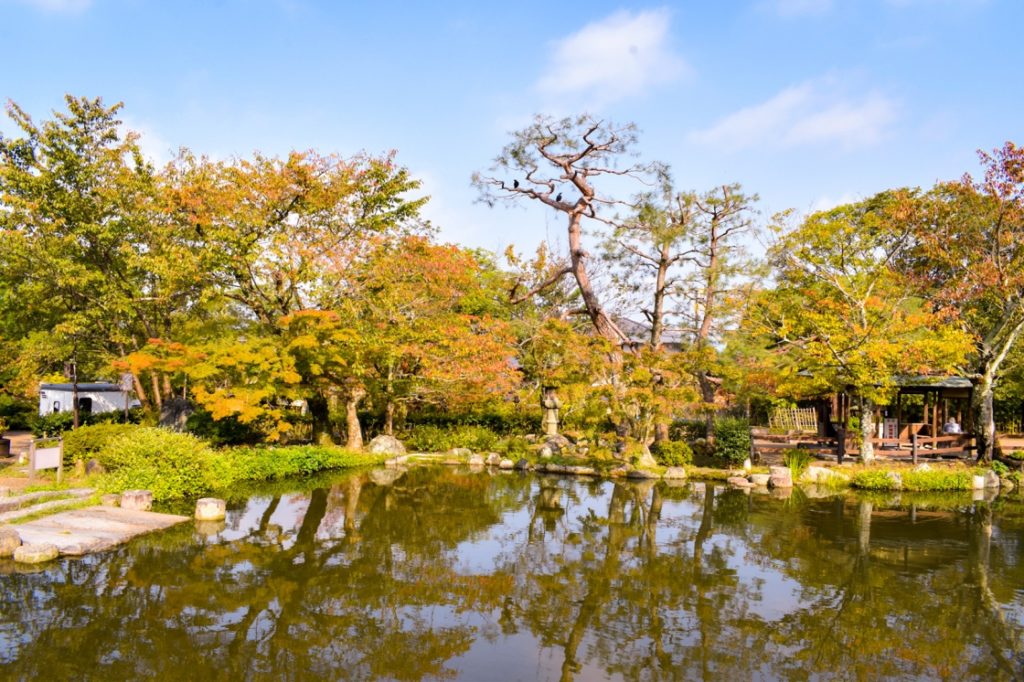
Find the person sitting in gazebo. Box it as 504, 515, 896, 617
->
943, 417, 962, 435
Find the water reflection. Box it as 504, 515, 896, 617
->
1, 467, 1023, 681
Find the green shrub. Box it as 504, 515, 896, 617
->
991, 460, 1009, 477
851, 470, 899, 490
650, 440, 693, 467
402, 424, 500, 452
782, 448, 813, 479
0, 395, 35, 430
670, 419, 706, 444
851, 468, 973, 492
713, 417, 751, 464
97, 427, 216, 501
498, 436, 531, 457
900, 469, 972, 491
207, 445, 382, 489
62, 422, 140, 464
185, 407, 270, 446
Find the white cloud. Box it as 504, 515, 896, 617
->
762, 0, 834, 16
536, 9, 688, 105
12, 0, 91, 12
808, 192, 859, 213
688, 78, 898, 151
120, 117, 173, 166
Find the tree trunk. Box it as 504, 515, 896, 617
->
650, 244, 670, 348
972, 377, 997, 462
149, 372, 163, 412
308, 393, 331, 444
384, 400, 395, 437
698, 371, 716, 442
859, 394, 875, 463
568, 212, 626, 345
345, 386, 366, 451
131, 373, 150, 411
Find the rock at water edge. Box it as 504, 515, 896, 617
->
728, 476, 753, 489
120, 489, 153, 511
195, 497, 227, 521
0, 527, 21, 557
14, 543, 58, 564
663, 467, 687, 480
749, 473, 771, 487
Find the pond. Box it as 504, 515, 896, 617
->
2, 466, 1024, 681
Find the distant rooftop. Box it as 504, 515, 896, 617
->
40, 382, 124, 392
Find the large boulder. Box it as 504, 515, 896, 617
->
749, 473, 771, 487
367, 435, 406, 456
159, 397, 195, 432
468, 453, 485, 467
448, 447, 473, 459
543, 434, 573, 456
728, 476, 754, 489
663, 467, 687, 480
485, 453, 502, 467
802, 465, 850, 485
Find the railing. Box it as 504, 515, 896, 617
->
751, 429, 850, 463
751, 429, 974, 464
872, 434, 974, 463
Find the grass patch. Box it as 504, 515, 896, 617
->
850, 466, 977, 491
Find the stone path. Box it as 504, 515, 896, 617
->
10, 506, 190, 557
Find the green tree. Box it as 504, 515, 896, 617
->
749, 193, 970, 460
0, 96, 204, 411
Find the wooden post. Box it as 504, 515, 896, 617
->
749, 427, 756, 464
837, 427, 846, 464
912, 433, 919, 465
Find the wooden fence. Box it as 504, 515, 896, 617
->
750, 429, 974, 464
767, 407, 818, 433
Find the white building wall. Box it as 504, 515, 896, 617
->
38, 390, 131, 416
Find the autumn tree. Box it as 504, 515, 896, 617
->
157, 148, 427, 438
749, 193, 970, 461
329, 236, 518, 438
907, 142, 1024, 461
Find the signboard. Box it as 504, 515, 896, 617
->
30, 438, 64, 483
883, 418, 899, 440
120, 373, 134, 392
33, 446, 61, 470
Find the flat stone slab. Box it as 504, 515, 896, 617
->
12, 506, 189, 557
0, 488, 94, 514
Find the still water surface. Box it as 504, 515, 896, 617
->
2, 466, 1023, 681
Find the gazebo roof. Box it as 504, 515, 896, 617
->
893, 375, 973, 389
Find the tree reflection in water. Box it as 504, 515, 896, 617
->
1, 467, 1023, 680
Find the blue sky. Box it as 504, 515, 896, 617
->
2, 0, 1021, 255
